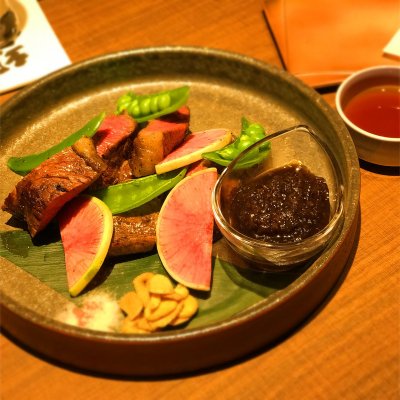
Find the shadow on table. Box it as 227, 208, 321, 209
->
359, 160, 400, 176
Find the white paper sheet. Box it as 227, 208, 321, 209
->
0, 0, 70, 94
383, 29, 400, 59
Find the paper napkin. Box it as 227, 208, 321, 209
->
263, 0, 400, 88
384, 29, 400, 60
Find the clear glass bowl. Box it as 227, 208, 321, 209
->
212, 125, 345, 271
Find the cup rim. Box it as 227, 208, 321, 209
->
335, 65, 400, 143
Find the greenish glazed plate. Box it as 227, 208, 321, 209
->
0, 47, 360, 377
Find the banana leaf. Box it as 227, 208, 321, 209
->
0, 229, 303, 329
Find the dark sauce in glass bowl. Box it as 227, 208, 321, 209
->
227, 162, 330, 243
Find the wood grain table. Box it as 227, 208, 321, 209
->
1, 1, 399, 399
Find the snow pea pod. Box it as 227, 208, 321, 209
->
202, 117, 270, 167
233, 140, 271, 169
116, 86, 189, 122
91, 168, 187, 214
7, 112, 106, 176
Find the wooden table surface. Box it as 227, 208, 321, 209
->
1, 1, 399, 399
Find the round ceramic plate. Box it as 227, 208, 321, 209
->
0, 47, 360, 377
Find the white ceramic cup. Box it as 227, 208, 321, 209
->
336, 66, 400, 167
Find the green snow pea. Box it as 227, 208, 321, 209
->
232, 140, 271, 169
91, 168, 187, 214
7, 113, 106, 176
116, 86, 189, 122
202, 117, 271, 168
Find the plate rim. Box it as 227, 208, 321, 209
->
0, 45, 361, 375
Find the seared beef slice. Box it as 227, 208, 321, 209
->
130, 106, 190, 177
93, 114, 136, 158
108, 199, 161, 256
92, 114, 137, 189
109, 212, 158, 256
2, 137, 106, 237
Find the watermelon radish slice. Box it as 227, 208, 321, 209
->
155, 129, 232, 174
156, 168, 218, 291
58, 195, 113, 297
186, 159, 210, 176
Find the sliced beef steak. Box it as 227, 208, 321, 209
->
93, 114, 137, 158
130, 106, 190, 177
91, 114, 137, 189
2, 137, 106, 237
109, 212, 158, 256
108, 199, 161, 256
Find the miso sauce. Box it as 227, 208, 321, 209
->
228, 163, 330, 243
344, 85, 400, 138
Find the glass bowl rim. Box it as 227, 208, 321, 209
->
211, 124, 345, 251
